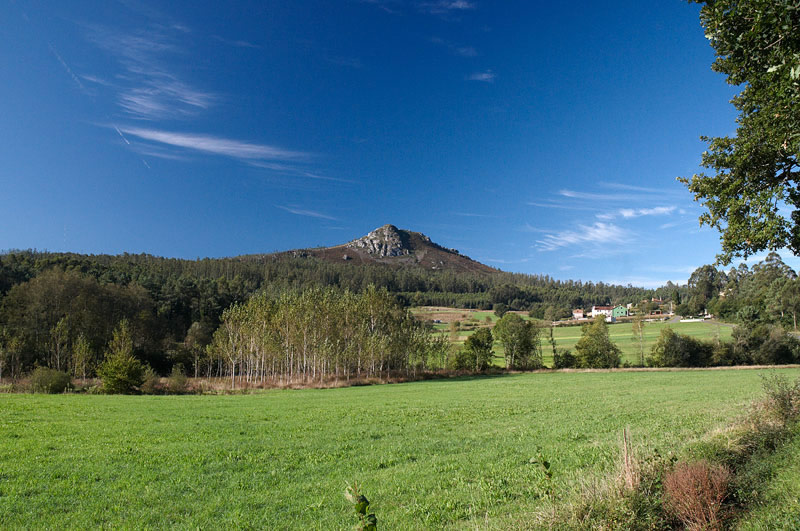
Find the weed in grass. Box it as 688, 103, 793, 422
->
663, 460, 731, 530
345, 482, 377, 530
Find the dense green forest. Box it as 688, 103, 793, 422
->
0, 249, 659, 379
1, 249, 799, 381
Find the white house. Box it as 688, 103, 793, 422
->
572, 309, 585, 320
591, 305, 614, 318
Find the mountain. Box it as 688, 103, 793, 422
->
270, 224, 498, 274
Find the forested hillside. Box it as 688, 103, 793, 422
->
0, 249, 656, 378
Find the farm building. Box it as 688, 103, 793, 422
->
612, 305, 628, 318
572, 309, 584, 320
591, 305, 614, 318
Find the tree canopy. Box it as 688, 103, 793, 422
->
681, 0, 800, 263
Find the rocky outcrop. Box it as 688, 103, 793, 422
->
346, 224, 412, 257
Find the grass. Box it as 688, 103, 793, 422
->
732, 423, 800, 530
1, 368, 798, 528
415, 305, 733, 366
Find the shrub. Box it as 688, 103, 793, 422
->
552, 348, 577, 369
663, 460, 730, 530
760, 374, 800, 425
140, 366, 161, 395
752, 327, 799, 365
648, 328, 713, 367
97, 354, 145, 394
29, 367, 72, 394
167, 364, 188, 394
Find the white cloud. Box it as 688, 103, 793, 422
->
119, 127, 310, 161
618, 206, 676, 218
419, 1, 476, 14
536, 222, 630, 251
468, 70, 495, 82
87, 25, 216, 119
212, 35, 261, 49
277, 205, 337, 221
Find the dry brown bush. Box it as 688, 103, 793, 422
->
663, 460, 731, 530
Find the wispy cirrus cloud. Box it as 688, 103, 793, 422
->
468, 70, 495, 82
430, 37, 478, 57
536, 222, 631, 252
211, 35, 261, 49
118, 127, 311, 161
360, 0, 476, 16
86, 24, 216, 119
596, 206, 676, 220
277, 205, 338, 221
419, 0, 476, 14
358, 0, 403, 15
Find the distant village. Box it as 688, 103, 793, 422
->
572, 297, 680, 323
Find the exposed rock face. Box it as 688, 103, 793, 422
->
256, 223, 497, 274
346, 224, 414, 257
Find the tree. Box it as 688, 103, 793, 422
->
493, 303, 508, 318
184, 321, 211, 378
71, 333, 92, 382
574, 317, 621, 368
493, 313, 541, 369
456, 327, 494, 371
631, 314, 647, 367
681, 1, 800, 263
97, 320, 144, 394
49, 316, 70, 372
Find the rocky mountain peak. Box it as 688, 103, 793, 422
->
347, 224, 415, 257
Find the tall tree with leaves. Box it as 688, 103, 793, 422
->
575, 317, 621, 369
631, 314, 647, 367
493, 313, 542, 370
72, 333, 92, 382
681, 1, 800, 263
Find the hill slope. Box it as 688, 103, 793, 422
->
269, 224, 498, 274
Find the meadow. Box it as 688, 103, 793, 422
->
415, 307, 733, 366
1, 368, 797, 529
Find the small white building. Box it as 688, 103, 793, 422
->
591, 305, 614, 318
572, 309, 584, 320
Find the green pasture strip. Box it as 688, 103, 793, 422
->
439, 320, 732, 366
1, 368, 797, 528
734, 423, 800, 530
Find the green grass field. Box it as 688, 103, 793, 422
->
418, 306, 733, 366
1, 368, 797, 528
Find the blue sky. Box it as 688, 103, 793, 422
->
2, 0, 797, 287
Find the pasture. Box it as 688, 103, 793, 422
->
413, 307, 733, 366
1, 368, 797, 528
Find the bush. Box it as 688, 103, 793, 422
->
29, 367, 72, 394
648, 328, 713, 367
167, 364, 188, 394
97, 354, 145, 394
663, 460, 730, 530
140, 366, 161, 395
753, 327, 799, 365
553, 348, 577, 369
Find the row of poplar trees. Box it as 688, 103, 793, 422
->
208, 286, 448, 387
